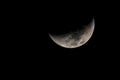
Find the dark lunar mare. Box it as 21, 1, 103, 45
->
64, 31, 82, 46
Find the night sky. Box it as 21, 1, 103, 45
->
24, 8, 98, 63
3, 1, 119, 76
7, 2, 101, 66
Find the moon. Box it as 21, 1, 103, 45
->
49, 18, 95, 48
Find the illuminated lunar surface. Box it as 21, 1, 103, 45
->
49, 19, 95, 48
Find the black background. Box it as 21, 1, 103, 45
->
7, 2, 99, 62
2, 1, 119, 74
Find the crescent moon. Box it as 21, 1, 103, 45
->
49, 18, 95, 48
